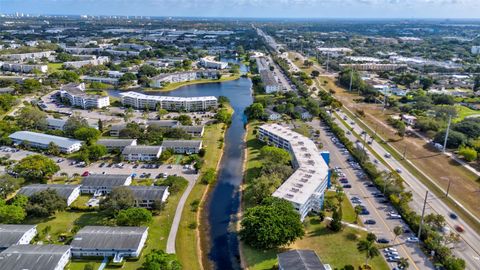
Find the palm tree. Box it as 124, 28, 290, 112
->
398, 257, 409, 269
354, 205, 363, 223
393, 226, 404, 242
357, 239, 380, 266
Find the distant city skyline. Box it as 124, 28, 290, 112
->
0, 0, 478, 19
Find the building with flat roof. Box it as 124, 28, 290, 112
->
1, 63, 48, 74
71, 226, 148, 263
0, 244, 71, 270
9, 131, 82, 153
0, 51, 55, 61
80, 174, 132, 195
0, 225, 37, 250
278, 249, 329, 270
60, 83, 110, 109
258, 124, 329, 220
122, 145, 162, 161
150, 70, 219, 88
63, 56, 109, 69
120, 91, 217, 111
97, 139, 137, 151
18, 184, 81, 206
127, 186, 170, 208
162, 140, 202, 154
199, 56, 228, 69
259, 69, 280, 93
81, 76, 119, 85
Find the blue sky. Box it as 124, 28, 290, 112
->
0, 0, 477, 18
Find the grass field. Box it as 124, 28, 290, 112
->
176, 122, 228, 270
325, 191, 358, 224
47, 63, 63, 73
243, 216, 389, 270
454, 104, 480, 122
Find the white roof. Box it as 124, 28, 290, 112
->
260, 124, 329, 205
120, 91, 217, 102
9, 131, 82, 149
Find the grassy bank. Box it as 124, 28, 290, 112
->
143, 74, 241, 92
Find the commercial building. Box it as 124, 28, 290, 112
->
60, 83, 110, 109
258, 124, 329, 220
120, 91, 217, 111
63, 56, 110, 69
199, 56, 228, 69
97, 138, 137, 151
0, 244, 71, 270
18, 184, 81, 206
0, 224, 37, 250
8, 131, 83, 153
127, 186, 170, 208
122, 145, 163, 161
70, 226, 148, 263
150, 70, 219, 88
1, 63, 48, 73
162, 140, 202, 154
278, 249, 330, 270
80, 174, 132, 195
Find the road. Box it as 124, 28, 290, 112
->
266, 55, 295, 92
333, 111, 480, 269
308, 119, 433, 270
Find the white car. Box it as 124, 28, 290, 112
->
385, 247, 397, 252
407, 237, 419, 243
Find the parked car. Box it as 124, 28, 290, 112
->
406, 237, 419, 243
384, 153, 391, 158
455, 225, 464, 233
449, 213, 458, 220
342, 184, 352, 188
364, 219, 376, 225
377, 238, 390, 244
81, 171, 90, 177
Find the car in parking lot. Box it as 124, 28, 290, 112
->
377, 238, 390, 244
406, 237, 419, 243
81, 171, 90, 177
99, 162, 105, 168
364, 219, 376, 225
342, 184, 352, 188
384, 247, 397, 252
360, 209, 370, 215
395, 168, 402, 173
387, 256, 400, 262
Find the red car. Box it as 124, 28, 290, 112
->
81, 171, 90, 177
455, 225, 464, 233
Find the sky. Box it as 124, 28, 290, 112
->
0, 0, 478, 19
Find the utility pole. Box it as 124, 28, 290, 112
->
446, 179, 452, 198
349, 68, 353, 92
443, 115, 452, 153
326, 52, 330, 73
402, 144, 407, 160
417, 191, 429, 240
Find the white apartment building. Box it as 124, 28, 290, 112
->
199, 56, 228, 69
60, 83, 110, 109
63, 56, 110, 69
120, 91, 217, 111
0, 224, 37, 250
472, 46, 480, 55
150, 70, 219, 88
9, 131, 83, 154
0, 51, 55, 61
1, 63, 48, 73
81, 76, 119, 85
258, 124, 329, 220
122, 145, 162, 161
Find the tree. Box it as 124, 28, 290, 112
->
244, 175, 281, 205
25, 189, 67, 217
260, 146, 291, 165
240, 197, 304, 250
97, 119, 103, 132
138, 64, 160, 77
155, 175, 188, 194
393, 226, 404, 242
245, 103, 265, 120
357, 239, 380, 266
64, 115, 89, 136
215, 108, 232, 124
100, 186, 135, 215
458, 146, 477, 162
201, 168, 216, 185
157, 108, 168, 119
0, 199, 26, 223
74, 127, 101, 144
398, 257, 409, 269
366, 233, 377, 243
0, 175, 24, 199
119, 72, 137, 86
420, 77, 434, 90
142, 249, 182, 270
329, 206, 343, 232
46, 142, 61, 156
354, 205, 363, 223
474, 75, 480, 92
116, 207, 153, 226
78, 144, 107, 163
434, 130, 467, 149
17, 106, 47, 130
160, 148, 174, 161
18, 79, 41, 94
311, 70, 320, 78
13, 155, 60, 183
175, 114, 192, 125
124, 107, 134, 122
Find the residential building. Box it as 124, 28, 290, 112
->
97, 139, 137, 151
0, 51, 55, 61
63, 56, 110, 69
70, 226, 148, 263
339, 63, 407, 72
162, 140, 202, 154
146, 120, 180, 128
150, 70, 219, 88
1, 63, 48, 73
260, 70, 280, 93
265, 108, 281, 121
199, 56, 228, 69
0, 225, 37, 250
471, 46, 480, 55
80, 174, 132, 195
8, 131, 82, 153
0, 245, 71, 270
295, 107, 312, 120
122, 145, 162, 161
120, 91, 217, 111
316, 47, 353, 57
258, 124, 329, 220
46, 118, 98, 131
60, 83, 110, 109
109, 123, 128, 137
278, 249, 330, 270
179, 125, 205, 137
81, 76, 119, 85
127, 186, 170, 208
18, 184, 81, 206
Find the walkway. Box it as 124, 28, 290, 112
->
166, 174, 197, 254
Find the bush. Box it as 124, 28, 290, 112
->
458, 146, 477, 161
116, 208, 152, 226
155, 175, 188, 194
201, 168, 216, 185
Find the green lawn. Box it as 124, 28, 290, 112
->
244, 121, 264, 184
325, 191, 359, 224
243, 217, 389, 270
47, 63, 63, 73
454, 104, 480, 122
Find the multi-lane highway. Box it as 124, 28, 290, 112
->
332, 111, 480, 269
309, 119, 433, 270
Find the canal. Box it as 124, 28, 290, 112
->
109, 67, 252, 269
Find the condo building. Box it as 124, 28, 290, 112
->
120, 91, 217, 111
59, 83, 110, 109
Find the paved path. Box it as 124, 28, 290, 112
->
166, 174, 197, 254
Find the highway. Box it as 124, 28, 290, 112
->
309, 119, 433, 270
332, 111, 480, 269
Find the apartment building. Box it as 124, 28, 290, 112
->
60, 83, 110, 109
0, 51, 55, 61
18, 184, 81, 206
150, 70, 219, 88
80, 174, 132, 195
0, 224, 37, 250
161, 140, 202, 154
122, 145, 163, 161
257, 124, 329, 220
8, 131, 83, 153
127, 186, 170, 208
63, 56, 110, 69
0, 245, 71, 270
1, 63, 48, 73
199, 56, 228, 69
120, 91, 217, 111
